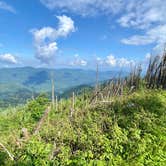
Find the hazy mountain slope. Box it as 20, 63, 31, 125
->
0, 67, 120, 107
0, 67, 117, 93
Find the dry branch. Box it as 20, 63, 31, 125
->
33, 106, 51, 135
0, 142, 14, 160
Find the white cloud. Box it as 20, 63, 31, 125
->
79, 60, 87, 66
0, 1, 16, 13
118, 0, 166, 29
40, 0, 166, 52
105, 55, 116, 66
105, 54, 134, 67
41, 0, 166, 28
31, 15, 75, 63
118, 12, 135, 28
40, 0, 124, 16
31, 27, 56, 44
56, 15, 75, 37
118, 58, 134, 67
121, 35, 154, 46
121, 24, 166, 51
118, 0, 166, 51
70, 54, 87, 66
0, 53, 18, 64
70, 54, 135, 68
35, 42, 58, 63
71, 59, 87, 66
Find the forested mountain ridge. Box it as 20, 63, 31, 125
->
0, 67, 117, 93
0, 67, 119, 107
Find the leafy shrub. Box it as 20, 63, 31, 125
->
18, 137, 52, 166
26, 94, 49, 121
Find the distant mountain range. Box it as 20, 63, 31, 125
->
0, 67, 119, 93
0, 67, 125, 107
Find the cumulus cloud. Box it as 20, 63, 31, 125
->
56, 15, 75, 37
69, 54, 136, 68
31, 15, 75, 63
105, 54, 134, 67
105, 55, 116, 67
0, 1, 16, 13
35, 42, 58, 63
0, 53, 18, 64
70, 54, 87, 66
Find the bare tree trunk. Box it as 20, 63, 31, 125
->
56, 96, 58, 111
51, 73, 55, 109
72, 92, 75, 109
31, 87, 35, 100
95, 62, 99, 102
33, 106, 51, 135
70, 92, 75, 119
60, 99, 63, 112
96, 62, 99, 91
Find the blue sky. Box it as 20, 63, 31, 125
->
0, 0, 166, 69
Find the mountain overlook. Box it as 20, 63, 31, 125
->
1, 0, 166, 165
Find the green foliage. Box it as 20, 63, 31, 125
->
19, 137, 52, 166
25, 94, 49, 121
0, 90, 166, 165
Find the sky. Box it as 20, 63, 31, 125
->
0, 0, 166, 70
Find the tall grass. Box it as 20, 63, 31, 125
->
146, 48, 166, 89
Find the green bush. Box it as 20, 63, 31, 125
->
26, 94, 49, 121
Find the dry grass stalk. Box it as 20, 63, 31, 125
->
146, 48, 166, 89
56, 96, 58, 111
72, 92, 75, 109
0, 142, 14, 160
51, 73, 55, 109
